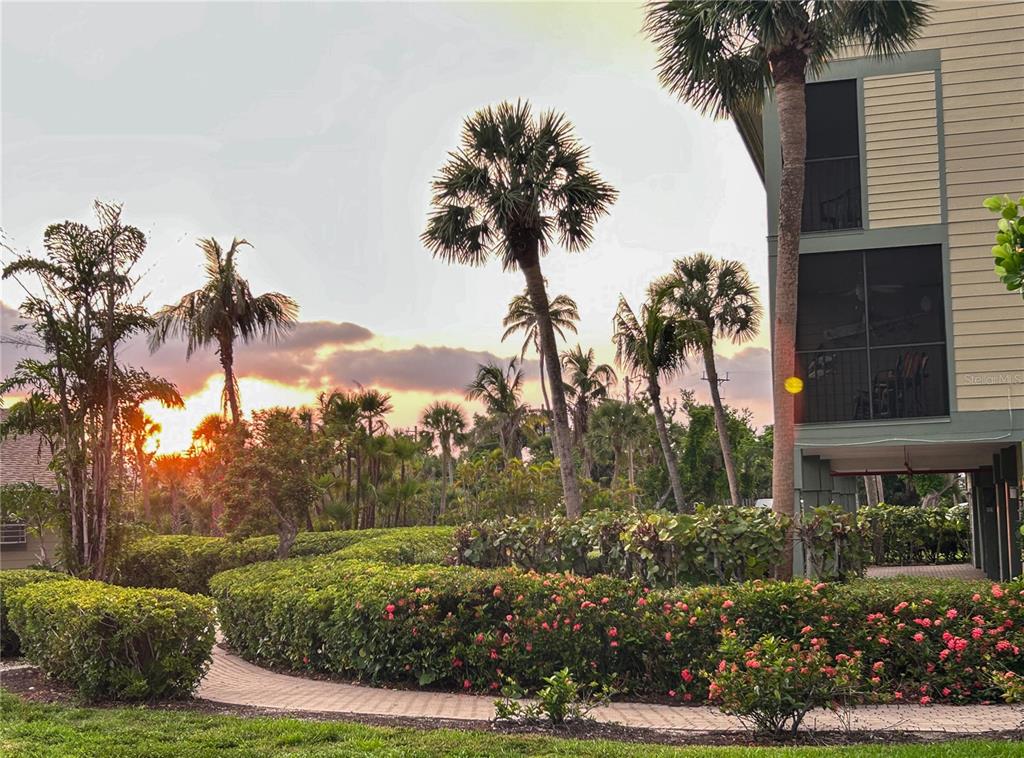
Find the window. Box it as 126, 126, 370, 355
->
795, 245, 948, 424
802, 80, 861, 232
0, 522, 27, 547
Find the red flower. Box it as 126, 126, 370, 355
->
608, 627, 618, 638
664, 632, 672, 642
681, 668, 693, 683
385, 604, 395, 613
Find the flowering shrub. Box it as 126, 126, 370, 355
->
858, 503, 970, 566
8, 579, 216, 700
212, 533, 1024, 702
708, 632, 861, 734
0, 569, 67, 657
452, 506, 788, 586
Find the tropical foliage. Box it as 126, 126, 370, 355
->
984, 194, 1024, 297
149, 237, 298, 425
1, 202, 182, 578
423, 100, 617, 519
644, 0, 931, 573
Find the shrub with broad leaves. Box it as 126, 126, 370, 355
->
452, 506, 789, 586
708, 632, 861, 735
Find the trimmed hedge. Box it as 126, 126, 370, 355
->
114, 528, 392, 594
0, 569, 67, 657
8, 579, 216, 700
212, 536, 1024, 703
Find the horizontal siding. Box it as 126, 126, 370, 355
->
863, 71, 941, 229
816, 2, 1024, 412
948, 40, 1024, 434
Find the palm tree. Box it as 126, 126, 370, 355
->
654, 253, 762, 506
586, 398, 647, 502
561, 345, 617, 477
423, 100, 617, 520
465, 359, 528, 462
123, 407, 161, 521
149, 237, 299, 424
421, 401, 467, 520
612, 294, 696, 512
502, 290, 580, 417
644, 1, 929, 569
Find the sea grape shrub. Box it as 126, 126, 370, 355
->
452, 506, 790, 586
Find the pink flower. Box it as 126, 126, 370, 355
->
601, 597, 609, 605
608, 627, 618, 638
946, 609, 958, 619
972, 593, 982, 602
664, 632, 672, 642
475, 633, 485, 644
991, 584, 1004, 599
813, 583, 827, 592
463, 679, 471, 690
913, 632, 925, 643
506, 614, 513, 622
920, 696, 932, 705
668, 689, 676, 698
800, 625, 813, 635
681, 669, 693, 683
637, 598, 647, 607
490, 649, 499, 660
385, 604, 395, 613
894, 691, 903, 700
722, 600, 734, 609
971, 628, 983, 639
610, 641, 619, 648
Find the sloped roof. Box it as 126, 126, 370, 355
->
0, 409, 57, 489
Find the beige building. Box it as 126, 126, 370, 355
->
738, 0, 1024, 578
0, 410, 60, 570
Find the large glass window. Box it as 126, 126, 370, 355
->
795, 245, 948, 424
802, 80, 862, 232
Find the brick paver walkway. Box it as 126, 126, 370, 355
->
198, 646, 1023, 733
866, 563, 987, 580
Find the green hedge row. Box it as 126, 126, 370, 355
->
114, 528, 393, 594
452, 507, 787, 586
212, 534, 1024, 703
8, 579, 216, 700
859, 503, 971, 565
0, 569, 67, 657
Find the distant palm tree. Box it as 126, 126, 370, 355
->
587, 398, 647, 504
123, 407, 160, 521
356, 387, 393, 437
654, 253, 762, 506
561, 345, 617, 477
612, 294, 697, 512
644, 0, 929, 573
421, 401, 467, 519
465, 359, 528, 462
502, 290, 579, 417
423, 100, 617, 520
149, 237, 298, 425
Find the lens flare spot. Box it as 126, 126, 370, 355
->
784, 376, 804, 395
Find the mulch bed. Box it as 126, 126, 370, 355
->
2, 665, 1022, 748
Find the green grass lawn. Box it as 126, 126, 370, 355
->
1, 693, 1020, 758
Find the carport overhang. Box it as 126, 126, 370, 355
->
801, 441, 1013, 476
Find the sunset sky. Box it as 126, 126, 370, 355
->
1, 1, 769, 453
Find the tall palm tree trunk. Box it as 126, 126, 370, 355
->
649, 380, 686, 513
219, 338, 242, 424
703, 346, 741, 506
520, 247, 583, 520
769, 49, 808, 580
438, 443, 450, 519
